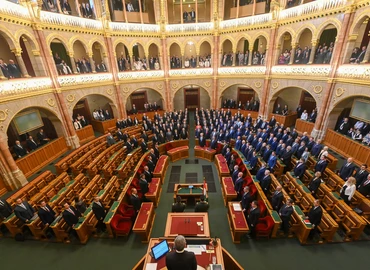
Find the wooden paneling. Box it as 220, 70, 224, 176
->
324, 129, 370, 167
16, 137, 68, 178
91, 118, 116, 134
76, 125, 95, 145
295, 119, 314, 135
269, 112, 297, 127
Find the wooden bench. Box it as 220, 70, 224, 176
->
102, 148, 127, 179
227, 202, 249, 243
116, 148, 142, 181
146, 178, 162, 207
167, 146, 189, 162
75, 125, 95, 145
215, 154, 230, 178
153, 155, 169, 184
221, 177, 237, 205
158, 140, 189, 155
194, 145, 216, 162
132, 202, 155, 243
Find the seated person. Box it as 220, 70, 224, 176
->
194, 195, 209, 212
172, 196, 186, 213
37, 129, 50, 145
13, 140, 28, 158
166, 235, 197, 270
26, 136, 39, 151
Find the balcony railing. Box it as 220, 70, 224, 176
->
218, 66, 267, 75
110, 22, 160, 33
271, 65, 331, 77
220, 13, 272, 30
40, 11, 103, 30
166, 22, 214, 33
0, 1, 30, 20
169, 68, 213, 77
0, 77, 52, 96
279, 0, 347, 21
336, 65, 370, 80
57, 73, 113, 86
118, 70, 164, 80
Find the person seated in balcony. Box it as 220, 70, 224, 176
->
238, 51, 244, 66
0, 58, 10, 79
46, 0, 58, 12
127, 1, 134, 12
352, 129, 363, 142
355, 46, 367, 64
205, 58, 210, 68
252, 51, 260, 65
221, 53, 227, 66
227, 51, 233, 66
244, 51, 249, 65
7, 59, 22, 79
13, 140, 28, 158
300, 110, 308, 121
308, 109, 317, 123
85, 3, 94, 18
278, 53, 286, 65
73, 118, 82, 130
96, 62, 107, 73
260, 52, 266, 65
349, 47, 360, 63
282, 105, 289, 116
283, 49, 290, 64
362, 132, 370, 146
125, 56, 131, 70
190, 56, 196, 68
61, 0, 72, 15
80, 3, 87, 17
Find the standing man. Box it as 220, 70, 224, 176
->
338, 157, 356, 180
139, 174, 149, 201
314, 155, 328, 174
38, 200, 56, 226
26, 136, 39, 151
92, 196, 107, 232
354, 164, 369, 187
279, 199, 294, 236
166, 235, 197, 270
306, 199, 323, 239
62, 203, 81, 229
308, 172, 322, 197
241, 186, 252, 214
260, 170, 272, 194
13, 140, 28, 158
0, 199, 13, 220
37, 129, 50, 145
234, 172, 244, 201
247, 201, 260, 239
130, 188, 142, 213
271, 186, 283, 211
14, 198, 36, 223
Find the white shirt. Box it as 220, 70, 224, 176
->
300, 112, 308, 121
341, 184, 356, 201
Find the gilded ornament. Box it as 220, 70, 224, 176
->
107, 89, 113, 96
66, 94, 75, 103
157, 83, 163, 90
313, 85, 323, 94
254, 81, 262, 88
123, 87, 131, 93
219, 81, 226, 88
0, 109, 9, 122
335, 88, 345, 97
171, 82, 179, 90
272, 82, 279, 89
46, 98, 56, 107
204, 81, 211, 88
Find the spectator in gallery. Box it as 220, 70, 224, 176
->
13, 140, 28, 158
61, 0, 72, 15
7, 59, 22, 78
127, 1, 134, 12
300, 110, 308, 121
27, 136, 39, 151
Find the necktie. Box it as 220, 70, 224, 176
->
346, 163, 350, 167
44, 207, 49, 212
0, 201, 4, 206
364, 180, 370, 186
68, 208, 75, 215
340, 123, 344, 129
360, 170, 363, 174
21, 204, 26, 209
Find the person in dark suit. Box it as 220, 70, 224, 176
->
146, 156, 155, 172
143, 166, 153, 183
37, 129, 50, 145
149, 148, 158, 165
279, 199, 294, 236
358, 174, 370, 197
354, 164, 369, 187
260, 170, 271, 194
247, 201, 260, 238
125, 138, 133, 153
139, 174, 149, 201
106, 132, 116, 146
195, 195, 209, 212
13, 140, 28, 158
140, 140, 148, 153
172, 196, 186, 212
231, 165, 239, 184
281, 146, 293, 172
14, 198, 35, 223
338, 157, 356, 180
255, 163, 267, 181
198, 133, 206, 147
26, 136, 39, 151
62, 202, 81, 228
234, 172, 244, 201
92, 196, 107, 232
306, 199, 323, 239
271, 186, 283, 211
337, 118, 350, 135
166, 235, 197, 270
0, 199, 13, 220
314, 155, 328, 174
130, 188, 142, 212
241, 186, 252, 213
38, 200, 56, 226
154, 144, 160, 161
308, 172, 322, 197
209, 137, 217, 150
293, 158, 306, 179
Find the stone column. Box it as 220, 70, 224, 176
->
248, 46, 253, 65
122, 0, 128, 23
138, 0, 144, 24
182, 55, 185, 68
308, 40, 317, 64
168, 54, 171, 70
103, 52, 110, 72
232, 52, 236, 66
68, 53, 78, 74
13, 49, 30, 78
88, 53, 96, 73
289, 43, 297, 65
236, 0, 240, 18
196, 54, 200, 67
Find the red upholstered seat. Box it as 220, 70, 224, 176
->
118, 203, 136, 218
194, 146, 203, 150
249, 184, 257, 198
165, 143, 173, 151
258, 200, 267, 217
236, 158, 243, 165
255, 216, 274, 239
243, 177, 252, 186
111, 214, 133, 237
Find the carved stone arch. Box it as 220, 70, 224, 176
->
46, 34, 70, 54
113, 39, 130, 53
198, 37, 214, 52
0, 25, 19, 50
328, 84, 370, 114
171, 80, 213, 99
88, 38, 107, 55
167, 40, 183, 55
218, 79, 262, 101
146, 40, 161, 56
69, 36, 89, 55
235, 34, 252, 47
348, 12, 370, 36
277, 27, 296, 44
313, 18, 341, 40
14, 29, 40, 52
251, 32, 270, 49
220, 36, 235, 53
295, 25, 315, 44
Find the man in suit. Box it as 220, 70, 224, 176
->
198, 133, 206, 147
241, 186, 252, 214
209, 136, 217, 150
62, 203, 81, 231
14, 198, 36, 223
37, 129, 50, 145
247, 201, 260, 239
354, 164, 369, 187
146, 156, 155, 172
295, 142, 306, 159
234, 172, 244, 201
260, 170, 272, 194
231, 165, 239, 184
172, 196, 186, 212
92, 196, 107, 232
166, 235, 197, 270
358, 174, 370, 197
38, 200, 56, 226
256, 162, 267, 181
271, 186, 283, 211
314, 155, 328, 174
140, 140, 148, 153
249, 151, 258, 171
139, 174, 149, 201
0, 199, 13, 220
281, 146, 293, 172
7, 59, 22, 78
311, 139, 323, 157
293, 158, 306, 179
143, 165, 153, 183
308, 172, 322, 197
149, 148, 158, 165
279, 198, 294, 236
194, 195, 209, 212
125, 138, 133, 153
338, 157, 356, 180
130, 188, 142, 212
116, 128, 124, 141
13, 140, 28, 158
306, 199, 323, 239
267, 151, 277, 171
337, 118, 350, 135
26, 136, 38, 151
106, 132, 116, 146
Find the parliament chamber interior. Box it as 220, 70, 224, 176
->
1, 0, 370, 269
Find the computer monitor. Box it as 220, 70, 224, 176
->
151, 240, 170, 260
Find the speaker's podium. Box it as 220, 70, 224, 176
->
133, 237, 244, 270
